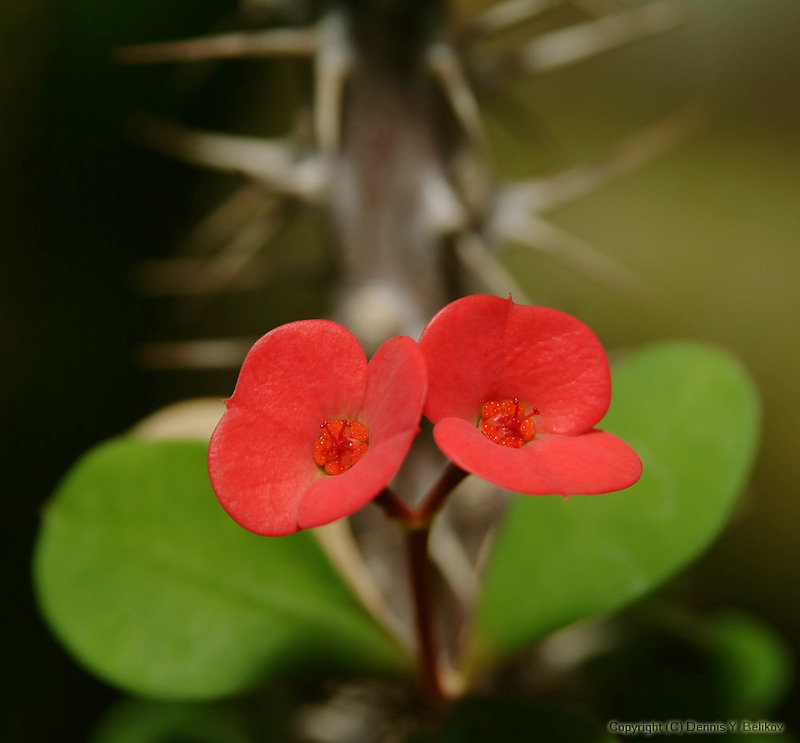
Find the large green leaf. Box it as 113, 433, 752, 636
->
467, 342, 761, 672
34, 438, 407, 699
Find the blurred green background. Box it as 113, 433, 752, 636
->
3, 0, 799, 738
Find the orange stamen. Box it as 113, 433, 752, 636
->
313, 418, 370, 475
479, 397, 538, 448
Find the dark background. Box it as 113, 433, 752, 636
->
3, 0, 800, 739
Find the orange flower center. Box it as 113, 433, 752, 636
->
313, 419, 370, 475
479, 398, 538, 449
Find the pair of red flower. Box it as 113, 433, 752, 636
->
208, 295, 642, 536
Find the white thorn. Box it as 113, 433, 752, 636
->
455, 232, 533, 304
494, 211, 661, 300
129, 114, 320, 199
467, 0, 564, 38
522, 0, 686, 73
175, 185, 269, 256
427, 42, 489, 157
116, 27, 318, 65
314, 13, 353, 157
504, 102, 710, 213
421, 167, 469, 236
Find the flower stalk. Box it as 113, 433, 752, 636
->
405, 523, 445, 708
375, 462, 468, 707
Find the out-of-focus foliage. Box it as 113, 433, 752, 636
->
409, 697, 619, 743
578, 606, 794, 742
710, 611, 793, 720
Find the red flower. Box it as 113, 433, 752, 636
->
208, 320, 426, 536
418, 295, 642, 496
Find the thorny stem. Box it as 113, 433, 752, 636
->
374, 462, 468, 708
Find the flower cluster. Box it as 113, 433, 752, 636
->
208, 295, 642, 536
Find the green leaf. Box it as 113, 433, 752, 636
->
468, 342, 761, 672
34, 438, 406, 700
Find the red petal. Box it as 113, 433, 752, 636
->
297, 335, 427, 529
360, 335, 427, 440
419, 295, 611, 435
228, 319, 367, 423
419, 295, 510, 423
208, 320, 367, 536
433, 418, 642, 495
